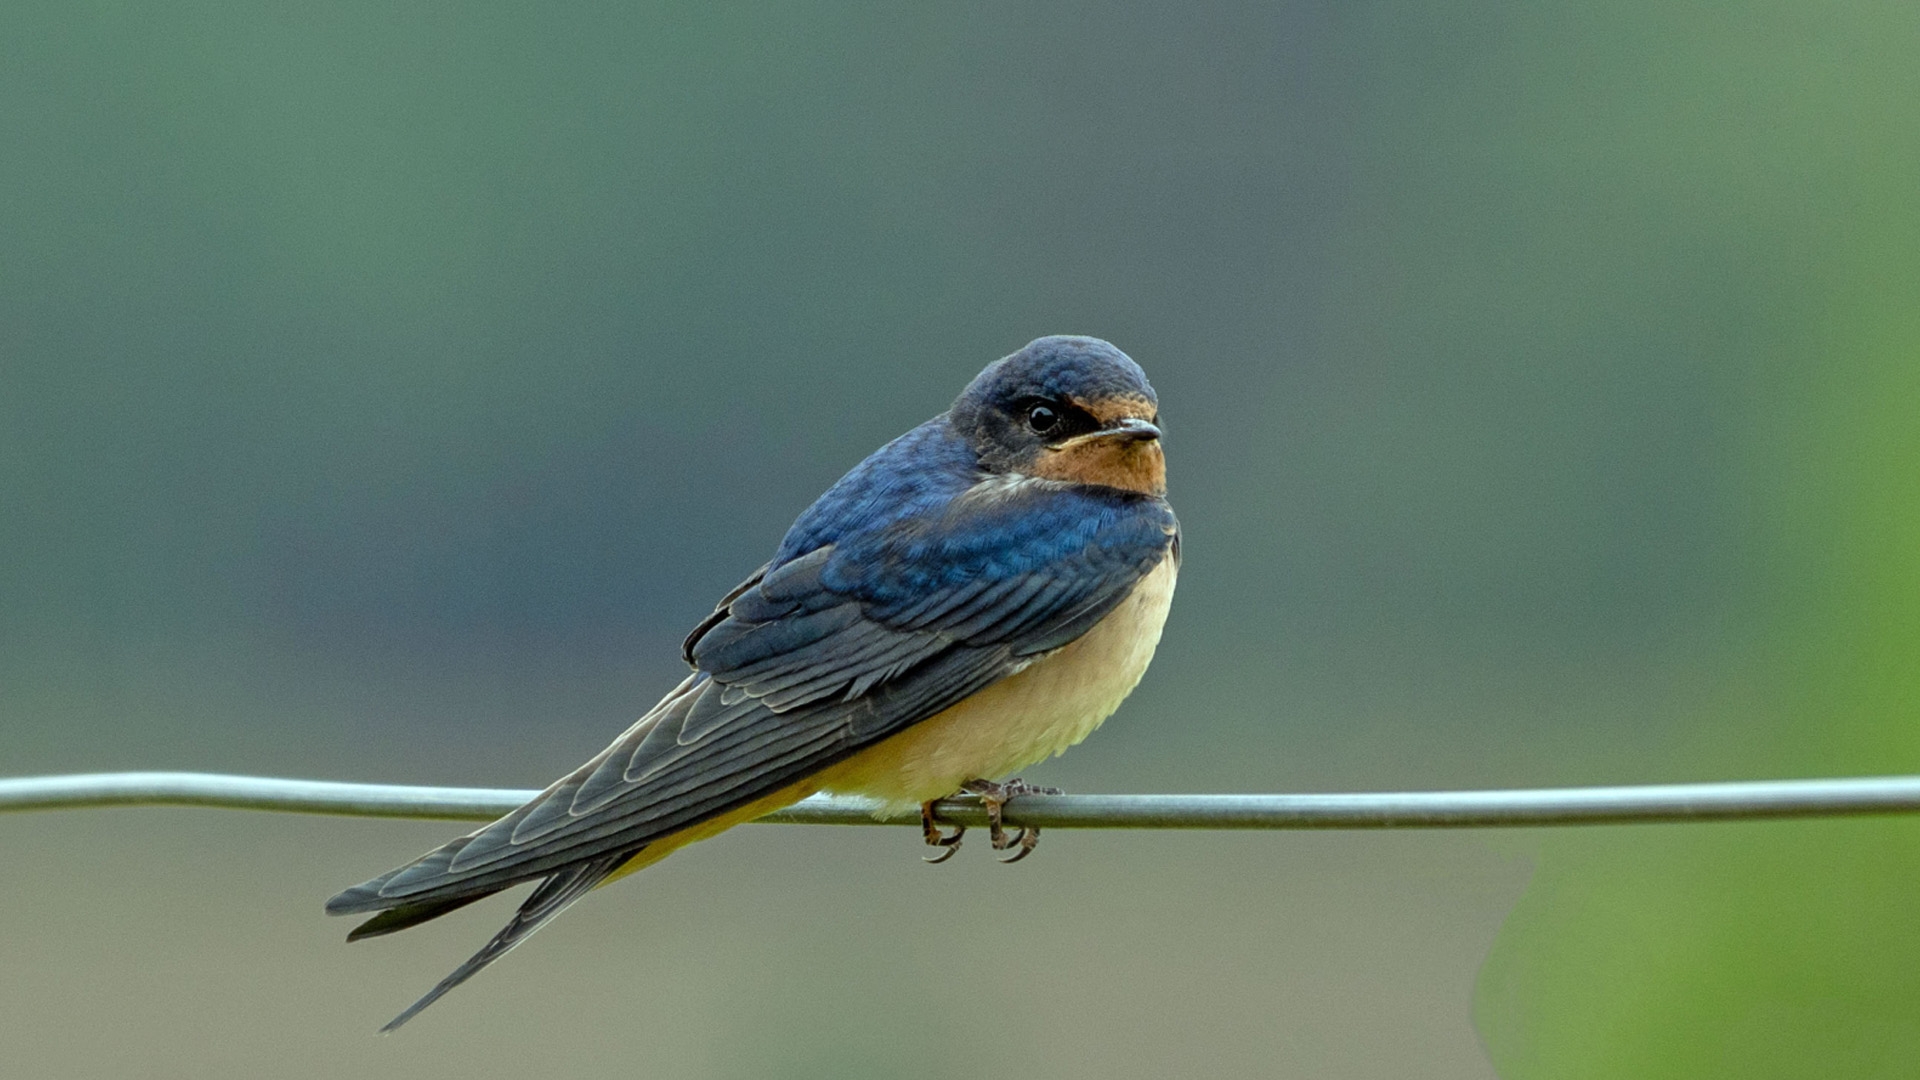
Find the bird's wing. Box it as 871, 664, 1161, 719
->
327, 481, 1176, 915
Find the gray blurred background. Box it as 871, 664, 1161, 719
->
6, 1, 1918, 1077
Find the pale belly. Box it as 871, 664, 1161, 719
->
813, 554, 1178, 812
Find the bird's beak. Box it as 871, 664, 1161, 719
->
1103, 417, 1162, 443
1052, 418, 1152, 451
1050, 416, 1162, 452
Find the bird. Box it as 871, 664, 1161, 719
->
326, 334, 1180, 1031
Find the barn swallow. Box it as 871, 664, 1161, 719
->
326, 335, 1180, 1030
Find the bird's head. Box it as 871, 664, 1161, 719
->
951, 336, 1165, 497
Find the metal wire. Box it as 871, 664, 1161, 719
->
7, 771, 1920, 829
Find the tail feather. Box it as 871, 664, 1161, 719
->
325, 833, 483, 916
377, 851, 632, 1033
346, 894, 492, 942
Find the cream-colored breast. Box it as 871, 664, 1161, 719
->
817, 553, 1178, 812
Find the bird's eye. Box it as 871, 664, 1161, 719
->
1026, 404, 1060, 434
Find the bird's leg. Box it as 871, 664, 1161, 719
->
920, 801, 965, 864
959, 777, 1063, 863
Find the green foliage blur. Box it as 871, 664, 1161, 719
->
3, 1, 1916, 1076
1462, 4, 1920, 1076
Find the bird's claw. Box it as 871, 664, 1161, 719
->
958, 777, 1060, 863
921, 801, 965, 863
998, 826, 1040, 864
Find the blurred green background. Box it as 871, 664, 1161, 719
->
4, 1, 1917, 1076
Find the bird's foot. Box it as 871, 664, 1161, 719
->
959, 777, 1063, 863
921, 801, 965, 864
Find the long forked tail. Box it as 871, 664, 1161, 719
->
378, 851, 631, 1033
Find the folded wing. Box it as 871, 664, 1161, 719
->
327, 481, 1176, 919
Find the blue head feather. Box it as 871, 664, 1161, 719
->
952, 336, 1156, 424
773, 335, 1168, 583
